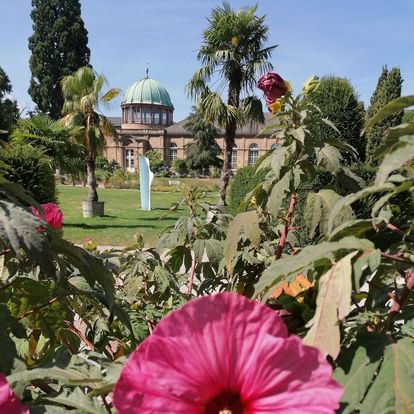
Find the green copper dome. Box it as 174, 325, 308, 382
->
123, 77, 173, 108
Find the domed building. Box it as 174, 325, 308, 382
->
104, 74, 277, 172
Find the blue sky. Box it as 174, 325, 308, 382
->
1, 0, 413, 121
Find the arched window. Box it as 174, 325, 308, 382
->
248, 144, 259, 166
271, 143, 279, 150
231, 146, 237, 169
169, 142, 177, 164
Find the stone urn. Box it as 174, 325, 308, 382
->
82, 201, 104, 218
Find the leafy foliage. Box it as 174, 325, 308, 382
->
0, 66, 19, 138
365, 66, 403, 161
145, 149, 166, 173
0, 143, 56, 203
184, 107, 222, 175
310, 76, 366, 160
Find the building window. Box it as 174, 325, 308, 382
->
162, 111, 168, 125
125, 149, 134, 170
231, 146, 237, 169
169, 143, 177, 164
271, 143, 279, 150
248, 144, 259, 166
143, 108, 152, 124
153, 111, 160, 124
134, 107, 141, 123
126, 107, 132, 123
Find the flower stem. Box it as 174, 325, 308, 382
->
188, 255, 197, 297
275, 192, 297, 260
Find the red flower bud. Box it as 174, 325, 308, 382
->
257, 72, 289, 105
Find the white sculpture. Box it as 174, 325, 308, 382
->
139, 155, 154, 210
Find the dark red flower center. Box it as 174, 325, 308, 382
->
204, 391, 244, 414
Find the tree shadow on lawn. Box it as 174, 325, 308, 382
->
64, 223, 155, 230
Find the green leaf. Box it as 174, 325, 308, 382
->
374, 124, 414, 160
267, 172, 291, 216
304, 251, 358, 359
352, 248, 381, 291
51, 238, 115, 307
315, 143, 342, 173
304, 192, 322, 239
40, 388, 107, 414
375, 140, 414, 185
255, 237, 374, 298
270, 146, 289, 179
0, 200, 54, 274
329, 219, 373, 241
224, 211, 260, 271
205, 239, 224, 263
334, 334, 388, 414
365, 95, 414, 130
328, 183, 395, 233
360, 338, 414, 414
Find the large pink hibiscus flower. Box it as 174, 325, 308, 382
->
113, 293, 342, 413
0, 373, 28, 414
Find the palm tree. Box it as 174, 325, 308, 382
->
187, 2, 275, 205
11, 114, 84, 175
61, 67, 119, 212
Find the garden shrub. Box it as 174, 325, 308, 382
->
0, 143, 56, 203
173, 159, 189, 176
228, 166, 268, 214
107, 169, 138, 189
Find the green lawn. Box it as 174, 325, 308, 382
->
58, 185, 186, 246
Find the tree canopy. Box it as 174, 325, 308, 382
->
0, 66, 19, 138
188, 2, 275, 205
365, 66, 403, 160
28, 0, 90, 119
310, 76, 365, 161
184, 108, 222, 175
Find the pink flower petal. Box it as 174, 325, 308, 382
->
0, 374, 29, 414
113, 293, 342, 414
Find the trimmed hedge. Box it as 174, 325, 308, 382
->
228, 166, 268, 214
0, 144, 57, 203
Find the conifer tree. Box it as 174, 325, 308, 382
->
28, 0, 90, 119
0, 66, 19, 138
184, 108, 222, 175
365, 66, 403, 160
311, 76, 365, 161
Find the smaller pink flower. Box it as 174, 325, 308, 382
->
0, 373, 29, 414
113, 292, 342, 414
31, 203, 63, 232
257, 72, 289, 105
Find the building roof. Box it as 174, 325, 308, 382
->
166, 113, 276, 136
122, 77, 174, 108
107, 116, 121, 127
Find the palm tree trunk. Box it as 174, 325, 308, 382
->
219, 124, 236, 206
86, 156, 98, 202
219, 79, 240, 206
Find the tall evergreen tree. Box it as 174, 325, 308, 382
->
184, 108, 222, 175
28, 0, 90, 119
365, 66, 403, 160
311, 76, 365, 161
0, 66, 19, 138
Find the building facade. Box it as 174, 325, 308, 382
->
104, 76, 277, 172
